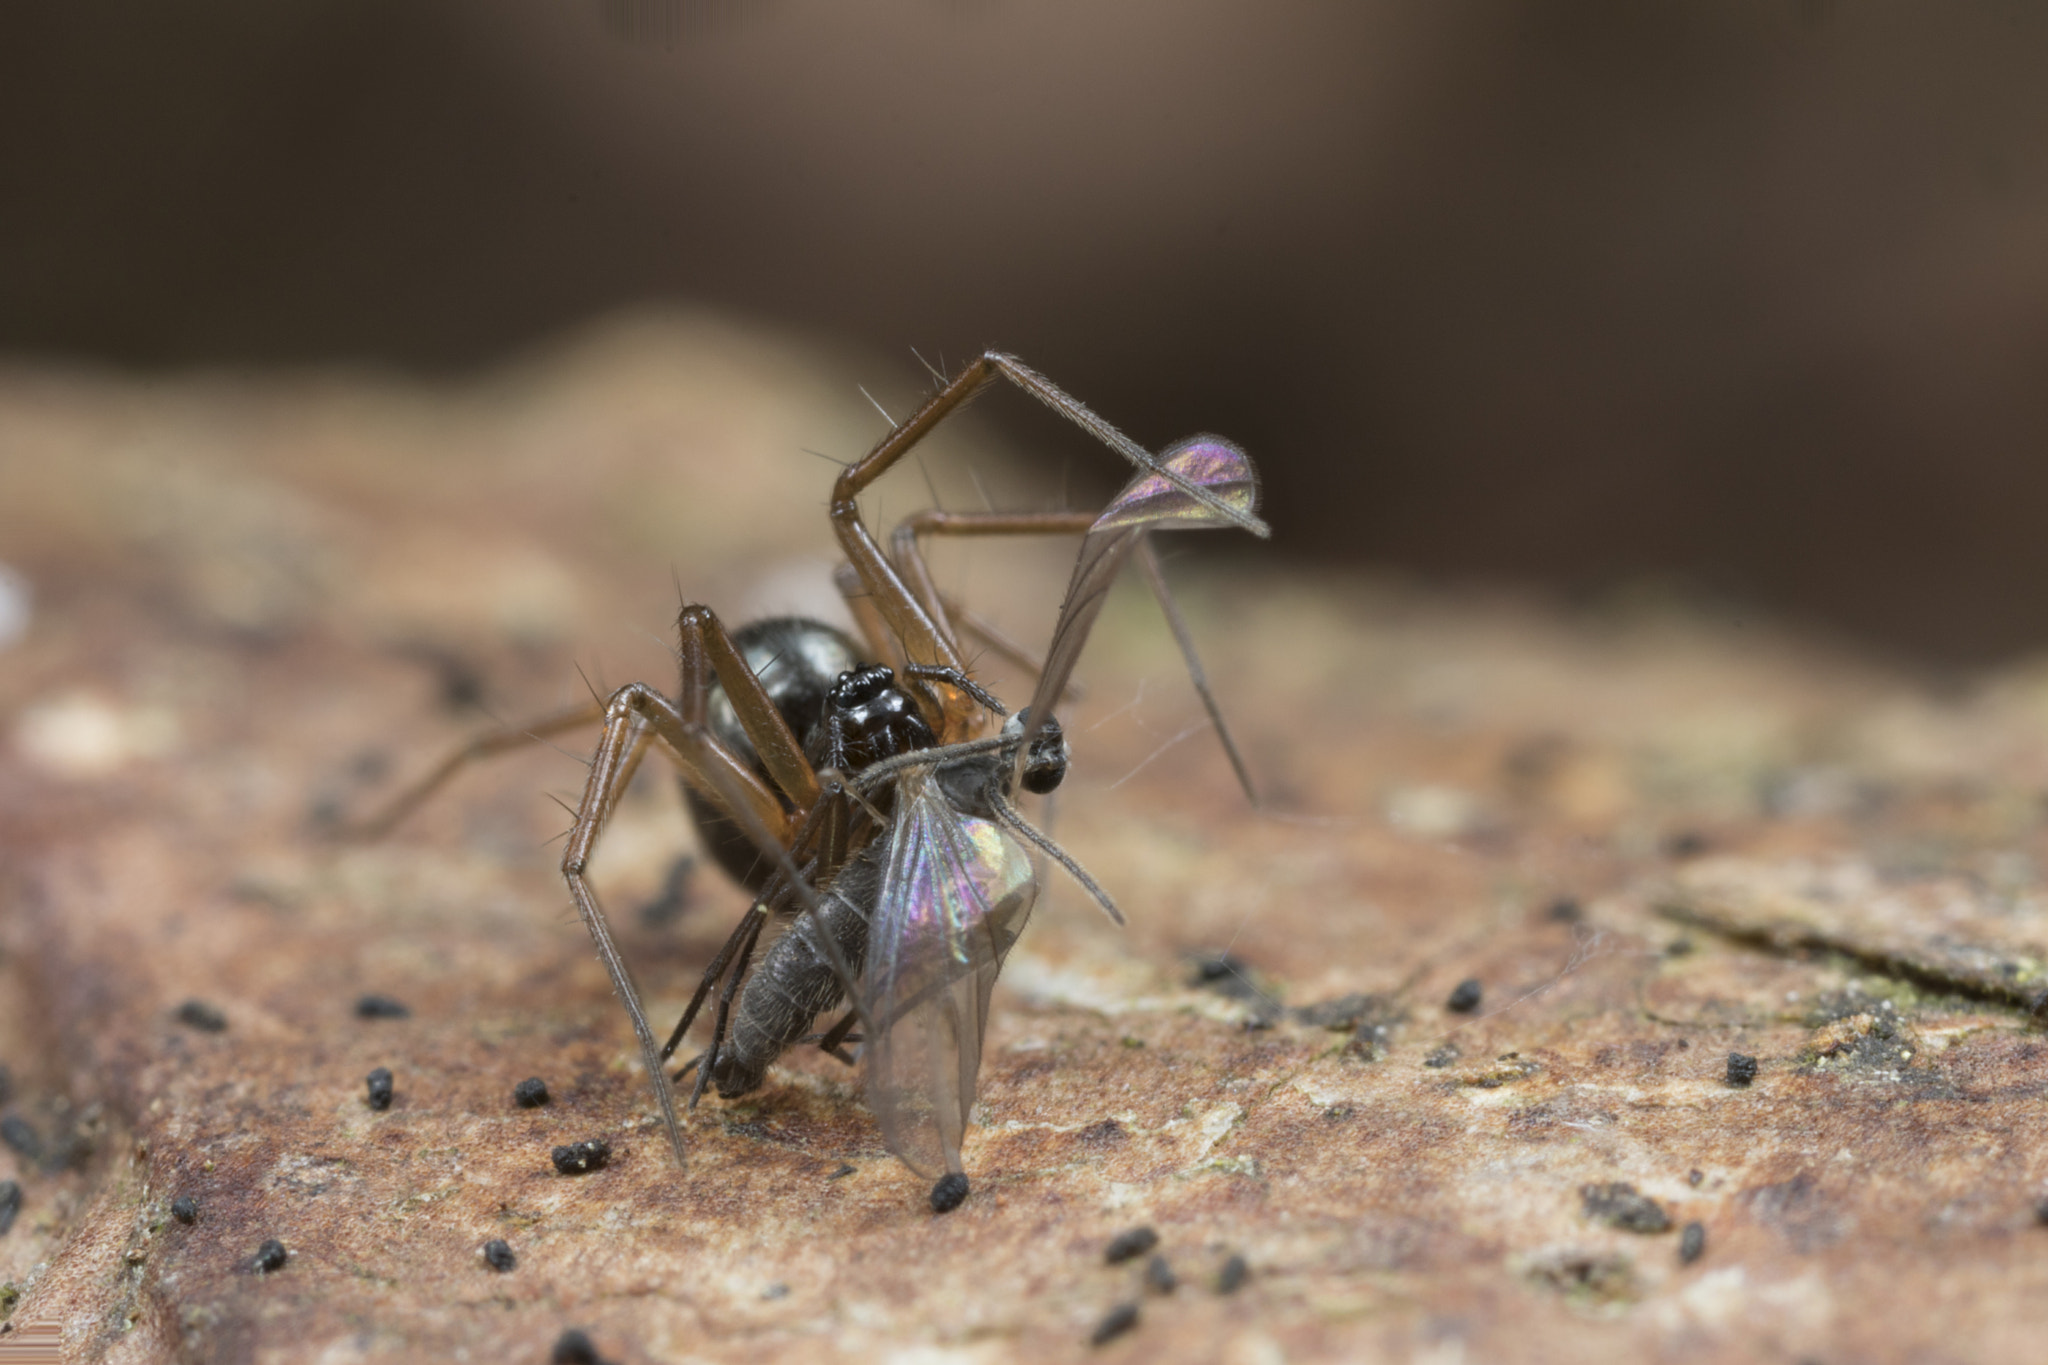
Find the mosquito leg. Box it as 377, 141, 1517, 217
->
816, 1008, 860, 1066
340, 699, 605, 839
1133, 534, 1258, 807
690, 904, 769, 1108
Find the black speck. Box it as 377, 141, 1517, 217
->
0, 1064, 12, 1107
1104, 1225, 1159, 1265
1217, 1253, 1249, 1294
761, 1282, 789, 1300
170, 1196, 198, 1225
252, 1238, 288, 1273
0, 1179, 21, 1236
1089, 1301, 1140, 1347
365, 1067, 394, 1111
1665, 830, 1710, 859
175, 999, 228, 1032
0, 1116, 41, 1163
551, 1140, 611, 1175
355, 994, 410, 1019
2034, 1196, 2048, 1227
1665, 937, 1695, 957
1679, 1221, 1707, 1264
828, 1163, 856, 1180
1143, 1254, 1176, 1295
1445, 978, 1483, 1013
550, 1329, 607, 1365
929, 1172, 969, 1213
1581, 1182, 1674, 1234
1188, 952, 1258, 999
1688, 1169, 1704, 1187
1423, 1044, 1460, 1069
482, 1238, 516, 1272
1727, 1052, 1759, 1087
1546, 897, 1583, 923
513, 1077, 550, 1109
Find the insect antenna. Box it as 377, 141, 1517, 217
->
988, 788, 1124, 927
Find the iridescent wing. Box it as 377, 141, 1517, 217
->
1018, 436, 1261, 756
862, 767, 1038, 1178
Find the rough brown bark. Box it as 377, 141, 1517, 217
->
3, 315, 2047, 1362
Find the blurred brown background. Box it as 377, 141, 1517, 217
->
4, 0, 2046, 662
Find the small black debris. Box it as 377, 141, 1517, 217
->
1422, 1044, 1460, 1069
0, 1179, 21, 1237
1580, 1182, 1674, 1234
175, 999, 228, 1033
482, 1238, 516, 1272
1445, 978, 1483, 1014
365, 1067, 395, 1112
828, 1163, 856, 1180
1688, 1169, 1704, 1187
550, 1329, 607, 1365
1187, 952, 1259, 999
1143, 1254, 1176, 1295
1217, 1253, 1249, 1294
2034, 1196, 2048, 1227
551, 1140, 611, 1175
170, 1196, 198, 1225
1679, 1221, 1707, 1264
0, 1116, 41, 1163
929, 1172, 970, 1213
1726, 1052, 1759, 1087
1104, 1225, 1159, 1265
513, 1077, 550, 1109
761, 1282, 789, 1300
1665, 937, 1695, 957
354, 994, 411, 1019
252, 1239, 288, 1273
1089, 1301, 1140, 1347
0, 1064, 12, 1106
1546, 897, 1583, 923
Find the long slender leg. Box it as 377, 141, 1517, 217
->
827, 353, 1266, 739
340, 700, 605, 839
676, 604, 821, 812
1132, 535, 1258, 806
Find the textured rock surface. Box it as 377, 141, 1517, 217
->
4, 315, 2048, 1362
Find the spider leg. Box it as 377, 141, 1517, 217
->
338, 699, 605, 839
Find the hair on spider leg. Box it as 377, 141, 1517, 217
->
340, 353, 1266, 1201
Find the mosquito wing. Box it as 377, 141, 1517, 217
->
1020, 436, 1261, 748
862, 768, 1038, 1178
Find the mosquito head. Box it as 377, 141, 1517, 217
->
1005, 709, 1068, 795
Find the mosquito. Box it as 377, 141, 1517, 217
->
348, 352, 1267, 1206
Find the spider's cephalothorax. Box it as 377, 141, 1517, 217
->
805, 665, 939, 774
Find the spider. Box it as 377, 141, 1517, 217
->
350, 352, 1267, 1203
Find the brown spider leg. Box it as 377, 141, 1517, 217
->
833, 560, 908, 676
937, 594, 1085, 703
829, 352, 1269, 729
889, 509, 1097, 647
339, 699, 605, 839
675, 603, 821, 813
